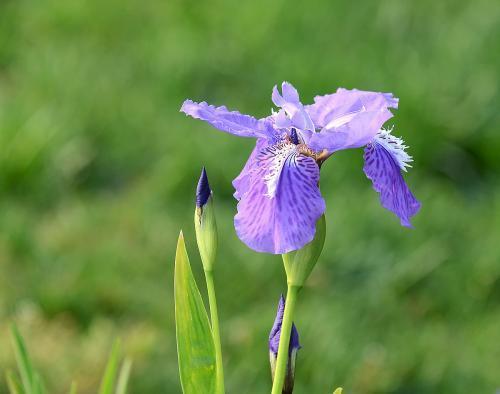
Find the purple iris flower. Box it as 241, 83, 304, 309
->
181, 82, 421, 254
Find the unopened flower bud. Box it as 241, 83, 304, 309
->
194, 167, 218, 271
282, 215, 326, 288
269, 295, 300, 394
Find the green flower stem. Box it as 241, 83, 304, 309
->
204, 269, 225, 394
271, 284, 301, 394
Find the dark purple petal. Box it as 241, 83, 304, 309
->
196, 167, 211, 207
180, 99, 272, 139
234, 142, 326, 254
269, 295, 300, 356
363, 141, 421, 227
306, 89, 398, 152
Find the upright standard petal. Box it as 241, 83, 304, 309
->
272, 82, 315, 132
306, 89, 398, 153
234, 142, 326, 254
180, 99, 272, 138
363, 131, 421, 227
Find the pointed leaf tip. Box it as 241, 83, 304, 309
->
98, 339, 121, 394
11, 324, 35, 394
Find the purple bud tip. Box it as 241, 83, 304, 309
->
269, 295, 300, 356
289, 128, 299, 145
196, 167, 211, 207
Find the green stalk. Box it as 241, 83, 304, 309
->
271, 285, 300, 394
204, 269, 225, 394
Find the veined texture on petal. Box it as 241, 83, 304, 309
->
180, 99, 273, 139
234, 142, 326, 254
233, 138, 268, 200
363, 133, 421, 227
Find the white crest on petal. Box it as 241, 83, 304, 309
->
373, 127, 413, 172
261, 142, 297, 198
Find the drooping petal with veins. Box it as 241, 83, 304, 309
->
363, 132, 420, 227
234, 142, 325, 254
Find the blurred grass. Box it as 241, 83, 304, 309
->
0, 0, 499, 393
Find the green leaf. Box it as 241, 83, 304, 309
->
174, 231, 217, 394
32, 373, 45, 394
6, 370, 23, 394
11, 325, 35, 394
115, 358, 132, 394
68, 381, 78, 394
98, 340, 121, 394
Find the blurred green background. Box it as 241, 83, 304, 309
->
0, 0, 499, 393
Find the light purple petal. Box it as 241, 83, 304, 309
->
234, 142, 326, 254
281, 82, 300, 103
272, 85, 287, 107
272, 82, 315, 132
307, 88, 398, 128
308, 109, 395, 152
306, 89, 398, 152
232, 138, 268, 200
274, 109, 293, 129
180, 99, 272, 139
363, 140, 421, 227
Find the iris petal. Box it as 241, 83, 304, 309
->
232, 138, 268, 200
234, 142, 326, 254
272, 82, 315, 132
306, 89, 398, 152
363, 138, 421, 227
307, 88, 398, 128
180, 99, 273, 139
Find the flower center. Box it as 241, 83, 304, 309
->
283, 131, 328, 165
